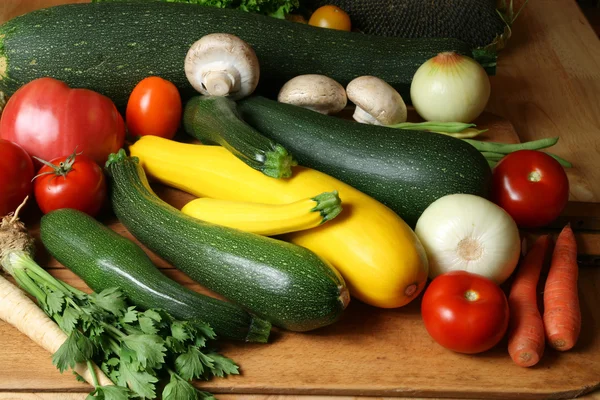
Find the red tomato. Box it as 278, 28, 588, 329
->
492, 150, 569, 228
126, 76, 182, 139
0, 77, 125, 166
0, 139, 34, 216
308, 5, 352, 31
421, 271, 510, 354
33, 151, 107, 217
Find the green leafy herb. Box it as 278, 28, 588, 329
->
52, 330, 95, 372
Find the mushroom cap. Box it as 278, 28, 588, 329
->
278, 74, 347, 114
346, 76, 407, 125
185, 33, 260, 100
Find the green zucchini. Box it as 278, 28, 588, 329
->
183, 96, 296, 179
105, 149, 349, 332
39, 208, 271, 343
0, 2, 491, 107
238, 96, 492, 227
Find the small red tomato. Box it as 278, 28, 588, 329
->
0, 139, 34, 216
492, 150, 569, 228
33, 151, 107, 217
421, 271, 510, 354
126, 76, 182, 139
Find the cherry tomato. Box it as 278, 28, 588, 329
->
421, 271, 509, 354
33, 151, 107, 217
491, 150, 569, 228
308, 5, 352, 31
126, 76, 182, 139
0, 77, 125, 167
0, 139, 34, 216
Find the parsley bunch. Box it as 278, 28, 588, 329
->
5, 254, 238, 400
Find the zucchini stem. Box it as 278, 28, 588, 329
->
312, 191, 343, 224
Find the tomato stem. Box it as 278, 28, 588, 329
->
31, 148, 82, 181
464, 290, 480, 302
528, 170, 542, 182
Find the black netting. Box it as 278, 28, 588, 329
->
303, 0, 507, 48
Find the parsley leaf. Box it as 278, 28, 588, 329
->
59, 306, 80, 334
87, 385, 131, 400
93, 288, 126, 316
162, 372, 201, 400
175, 347, 205, 381
122, 335, 166, 369
208, 353, 240, 377
121, 306, 138, 324
138, 316, 158, 335
117, 360, 158, 399
46, 290, 65, 315
170, 321, 190, 342
52, 330, 94, 372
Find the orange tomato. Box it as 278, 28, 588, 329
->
126, 76, 182, 139
308, 5, 351, 31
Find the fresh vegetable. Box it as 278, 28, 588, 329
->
544, 224, 581, 351
414, 193, 520, 284
0, 77, 125, 166
0, 2, 490, 107
185, 33, 260, 100
1, 205, 240, 399
308, 5, 352, 31
387, 121, 486, 138
33, 151, 107, 217
238, 96, 492, 227
346, 76, 407, 125
0, 274, 113, 390
278, 75, 347, 115
421, 270, 510, 354
491, 150, 569, 228
181, 191, 342, 236
0, 139, 34, 216
508, 235, 550, 368
410, 52, 491, 123
126, 76, 182, 139
93, 0, 300, 19
106, 149, 349, 331
40, 208, 271, 343
464, 137, 573, 169
183, 96, 296, 179
129, 136, 429, 309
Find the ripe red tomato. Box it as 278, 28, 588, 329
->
33, 151, 107, 217
421, 271, 510, 354
308, 5, 352, 31
0, 77, 125, 166
492, 150, 569, 228
126, 76, 182, 139
0, 139, 34, 216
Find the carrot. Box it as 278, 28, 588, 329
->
543, 224, 581, 351
508, 235, 549, 367
0, 274, 113, 387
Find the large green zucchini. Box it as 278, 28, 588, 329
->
0, 2, 490, 107
105, 149, 349, 332
238, 96, 493, 227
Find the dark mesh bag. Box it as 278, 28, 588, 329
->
303, 0, 508, 48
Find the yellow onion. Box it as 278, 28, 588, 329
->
410, 52, 491, 123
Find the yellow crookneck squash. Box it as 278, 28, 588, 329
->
129, 136, 429, 308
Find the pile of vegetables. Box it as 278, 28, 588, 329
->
0, 1, 584, 397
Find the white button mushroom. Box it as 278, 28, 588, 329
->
184, 33, 260, 100
277, 74, 347, 115
346, 76, 407, 126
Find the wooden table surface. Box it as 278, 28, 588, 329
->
1, 1, 600, 399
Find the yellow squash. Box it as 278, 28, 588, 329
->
129, 136, 429, 308
181, 191, 342, 236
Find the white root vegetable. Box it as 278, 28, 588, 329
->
0, 274, 113, 387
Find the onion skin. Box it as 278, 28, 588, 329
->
410, 52, 491, 123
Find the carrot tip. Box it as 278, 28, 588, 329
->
551, 339, 572, 351
515, 351, 540, 368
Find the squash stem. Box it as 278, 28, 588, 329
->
262, 144, 297, 179
311, 191, 343, 224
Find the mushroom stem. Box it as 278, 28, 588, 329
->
352, 106, 382, 125
203, 70, 237, 97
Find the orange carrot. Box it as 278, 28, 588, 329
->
543, 224, 581, 351
508, 235, 550, 367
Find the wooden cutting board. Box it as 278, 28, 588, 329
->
1, 113, 599, 400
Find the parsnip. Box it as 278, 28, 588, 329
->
0, 274, 113, 387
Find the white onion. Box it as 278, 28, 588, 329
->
414, 194, 521, 284
410, 52, 491, 123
